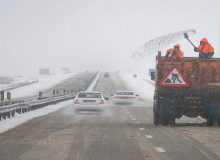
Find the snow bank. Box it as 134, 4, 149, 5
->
86, 72, 100, 91
119, 72, 154, 101
0, 76, 36, 89
11, 73, 74, 98
0, 100, 73, 134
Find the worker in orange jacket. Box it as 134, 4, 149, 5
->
194, 38, 214, 59
165, 44, 184, 59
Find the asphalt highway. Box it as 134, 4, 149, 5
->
0, 73, 219, 160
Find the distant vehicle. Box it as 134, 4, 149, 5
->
153, 51, 220, 126
73, 91, 107, 112
104, 72, 109, 77
133, 74, 137, 78
112, 91, 138, 104
39, 68, 50, 75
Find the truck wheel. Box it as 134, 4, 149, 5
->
216, 105, 220, 126
169, 116, 176, 126
207, 116, 215, 126
161, 105, 169, 126
217, 117, 220, 125
169, 105, 176, 126
208, 103, 218, 126
161, 104, 175, 126
153, 100, 161, 126
162, 117, 169, 126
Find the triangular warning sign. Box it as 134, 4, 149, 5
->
159, 67, 189, 87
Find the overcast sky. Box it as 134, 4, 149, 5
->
0, 0, 220, 76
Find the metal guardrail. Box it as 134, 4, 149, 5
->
0, 94, 74, 121
0, 71, 99, 121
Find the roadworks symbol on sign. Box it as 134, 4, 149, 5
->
159, 67, 189, 87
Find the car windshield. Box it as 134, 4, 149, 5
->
116, 92, 134, 95
1, 1, 220, 160
78, 92, 101, 98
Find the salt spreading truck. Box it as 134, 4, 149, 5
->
152, 50, 220, 126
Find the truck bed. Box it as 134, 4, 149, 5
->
156, 54, 220, 90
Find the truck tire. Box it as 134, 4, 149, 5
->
162, 116, 175, 126
161, 117, 169, 126
160, 103, 169, 126
169, 105, 176, 126
216, 109, 220, 126
153, 100, 161, 125
153, 98, 175, 126
207, 103, 220, 126
207, 116, 215, 126
169, 116, 176, 126
216, 105, 220, 125
217, 117, 220, 125
161, 103, 175, 126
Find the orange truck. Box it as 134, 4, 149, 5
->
152, 51, 220, 126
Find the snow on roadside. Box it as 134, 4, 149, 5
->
86, 72, 100, 91
0, 100, 73, 134
119, 72, 154, 101
11, 73, 75, 98
0, 72, 101, 134
0, 76, 37, 90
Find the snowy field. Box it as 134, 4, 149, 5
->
0, 76, 36, 89
11, 73, 75, 98
0, 73, 75, 134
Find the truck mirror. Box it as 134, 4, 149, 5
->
149, 69, 156, 81
151, 73, 155, 81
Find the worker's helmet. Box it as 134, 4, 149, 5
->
174, 44, 180, 49
200, 38, 208, 43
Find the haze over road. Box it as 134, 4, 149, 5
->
0, 0, 220, 76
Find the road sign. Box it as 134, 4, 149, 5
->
159, 66, 189, 87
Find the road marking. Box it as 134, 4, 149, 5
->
131, 118, 136, 121
145, 135, 153, 139
129, 115, 134, 118
139, 128, 145, 131
135, 122, 140, 124
156, 147, 166, 153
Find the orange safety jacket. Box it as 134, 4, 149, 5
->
198, 43, 214, 54
167, 48, 184, 58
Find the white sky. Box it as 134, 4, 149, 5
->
0, 0, 220, 76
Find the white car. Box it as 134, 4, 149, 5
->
73, 91, 106, 112
112, 91, 138, 104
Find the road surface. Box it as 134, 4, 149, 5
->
0, 73, 220, 160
